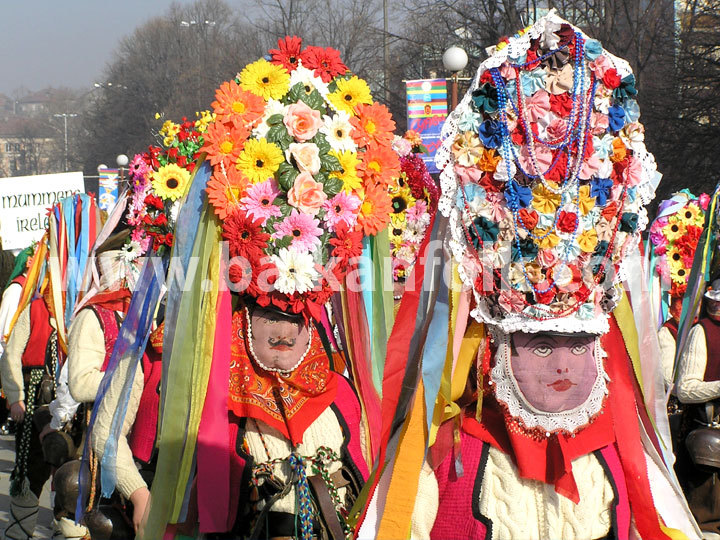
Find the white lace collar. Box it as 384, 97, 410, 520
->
489, 330, 610, 435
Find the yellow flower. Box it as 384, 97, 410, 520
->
680, 203, 702, 226
531, 182, 562, 214
578, 185, 595, 215
235, 138, 285, 183
390, 211, 406, 229
329, 150, 362, 192
662, 220, 686, 243
239, 59, 290, 100
577, 228, 598, 253
152, 163, 190, 201
194, 110, 215, 133
533, 228, 560, 249
160, 120, 181, 146
328, 76, 373, 115
390, 185, 415, 215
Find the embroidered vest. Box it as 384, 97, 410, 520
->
21, 298, 54, 368
430, 433, 631, 540
699, 317, 720, 382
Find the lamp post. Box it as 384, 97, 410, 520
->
53, 113, 78, 172
442, 46, 469, 110
116, 154, 129, 188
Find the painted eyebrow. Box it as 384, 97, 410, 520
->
523, 334, 559, 347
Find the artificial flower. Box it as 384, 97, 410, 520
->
622, 156, 643, 187
287, 142, 321, 175
518, 144, 552, 176
359, 142, 400, 187
271, 248, 319, 295
350, 103, 395, 147
289, 65, 330, 98
357, 182, 392, 236
577, 228, 599, 253
392, 135, 413, 157
284, 101, 323, 142
222, 210, 270, 260
471, 83, 498, 114
287, 172, 327, 216
329, 150, 362, 192
478, 119, 502, 149
531, 182, 561, 214
457, 109, 482, 132
504, 180, 533, 209
662, 220, 686, 242
478, 148, 501, 173
201, 121, 249, 167
534, 228, 560, 249
239, 58, 290, 100
269, 35, 303, 72
236, 138, 285, 183
613, 74, 637, 102
273, 210, 323, 253
207, 166, 249, 220
240, 178, 283, 225
556, 210, 578, 233
327, 76, 372, 114
452, 132, 483, 168
590, 177, 613, 206
607, 104, 625, 132
152, 163, 190, 201
211, 81, 265, 128
320, 111, 356, 152
301, 46, 348, 82
468, 216, 499, 248
329, 222, 363, 259
128, 154, 151, 182
578, 185, 596, 215
525, 90, 551, 122
323, 191, 361, 231
521, 67, 547, 96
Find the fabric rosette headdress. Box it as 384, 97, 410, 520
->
436, 10, 660, 334
389, 132, 438, 284
200, 36, 400, 320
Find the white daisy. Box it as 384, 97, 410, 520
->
120, 240, 143, 262
320, 111, 357, 153
271, 248, 319, 295
290, 64, 330, 97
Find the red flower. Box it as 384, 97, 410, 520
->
550, 93, 572, 116
518, 208, 538, 230
603, 69, 621, 89
601, 201, 619, 220
153, 213, 168, 226
329, 223, 363, 260
300, 46, 348, 83
545, 151, 568, 183
222, 211, 270, 261
479, 71, 494, 85
269, 36, 303, 72
144, 194, 164, 210
511, 126, 525, 146
534, 281, 556, 304
165, 233, 174, 246
556, 210, 578, 233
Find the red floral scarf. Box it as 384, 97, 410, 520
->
228, 310, 338, 446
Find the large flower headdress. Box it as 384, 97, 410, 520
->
124, 111, 213, 259
436, 11, 660, 334
201, 36, 400, 319
389, 132, 438, 283
649, 191, 708, 299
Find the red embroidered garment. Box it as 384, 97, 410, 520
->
228, 310, 338, 446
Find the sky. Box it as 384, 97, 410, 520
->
0, 0, 234, 96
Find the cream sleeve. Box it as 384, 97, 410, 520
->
677, 325, 720, 404
657, 326, 677, 390
0, 304, 30, 404
411, 462, 439, 540
67, 309, 107, 403
91, 356, 146, 499
0, 283, 22, 344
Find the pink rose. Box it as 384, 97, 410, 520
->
283, 101, 322, 142
287, 142, 321, 175
287, 172, 327, 216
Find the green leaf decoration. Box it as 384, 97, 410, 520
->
320, 153, 341, 172
323, 175, 343, 197
267, 123, 293, 151
276, 162, 299, 191
267, 114, 284, 126
312, 132, 331, 155
274, 235, 293, 250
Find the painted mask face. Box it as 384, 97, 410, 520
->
509, 332, 597, 413
250, 306, 310, 372
707, 299, 720, 321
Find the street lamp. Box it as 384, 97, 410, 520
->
116, 154, 129, 187
442, 46, 469, 110
53, 113, 78, 172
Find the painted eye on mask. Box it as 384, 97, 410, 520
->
532, 345, 553, 357
571, 345, 588, 355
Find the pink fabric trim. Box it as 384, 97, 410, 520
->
334, 376, 370, 479
451, 289, 471, 373
430, 431, 488, 540
599, 443, 631, 540
196, 287, 232, 532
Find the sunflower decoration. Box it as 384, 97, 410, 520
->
201, 36, 400, 320
649, 190, 709, 299
124, 111, 211, 257
389, 132, 438, 285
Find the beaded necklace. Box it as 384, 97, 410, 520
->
245, 308, 314, 377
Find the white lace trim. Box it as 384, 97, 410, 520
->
489, 330, 610, 434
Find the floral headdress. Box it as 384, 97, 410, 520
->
389, 132, 438, 283
123, 111, 214, 259
436, 11, 660, 334
649, 191, 708, 298
201, 36, 399, 319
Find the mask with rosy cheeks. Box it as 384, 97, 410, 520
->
509, 333, 597, 413
249, 306, 310, 372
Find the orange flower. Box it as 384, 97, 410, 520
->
201, 121, 249, 168
356, 183, 392, 236
478, 148, 501, 172
359, 142, 400, 188
211, 81, 266, 128
610, 137, 627, 163
206, 166, 249, 220
350, 103, 395, 147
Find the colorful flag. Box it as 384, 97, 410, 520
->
406, 79, 448, 174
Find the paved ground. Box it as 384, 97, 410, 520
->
0, 433, 54, 539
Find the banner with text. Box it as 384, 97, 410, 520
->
406, 78, 448, 174
0, 172, 85, 250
